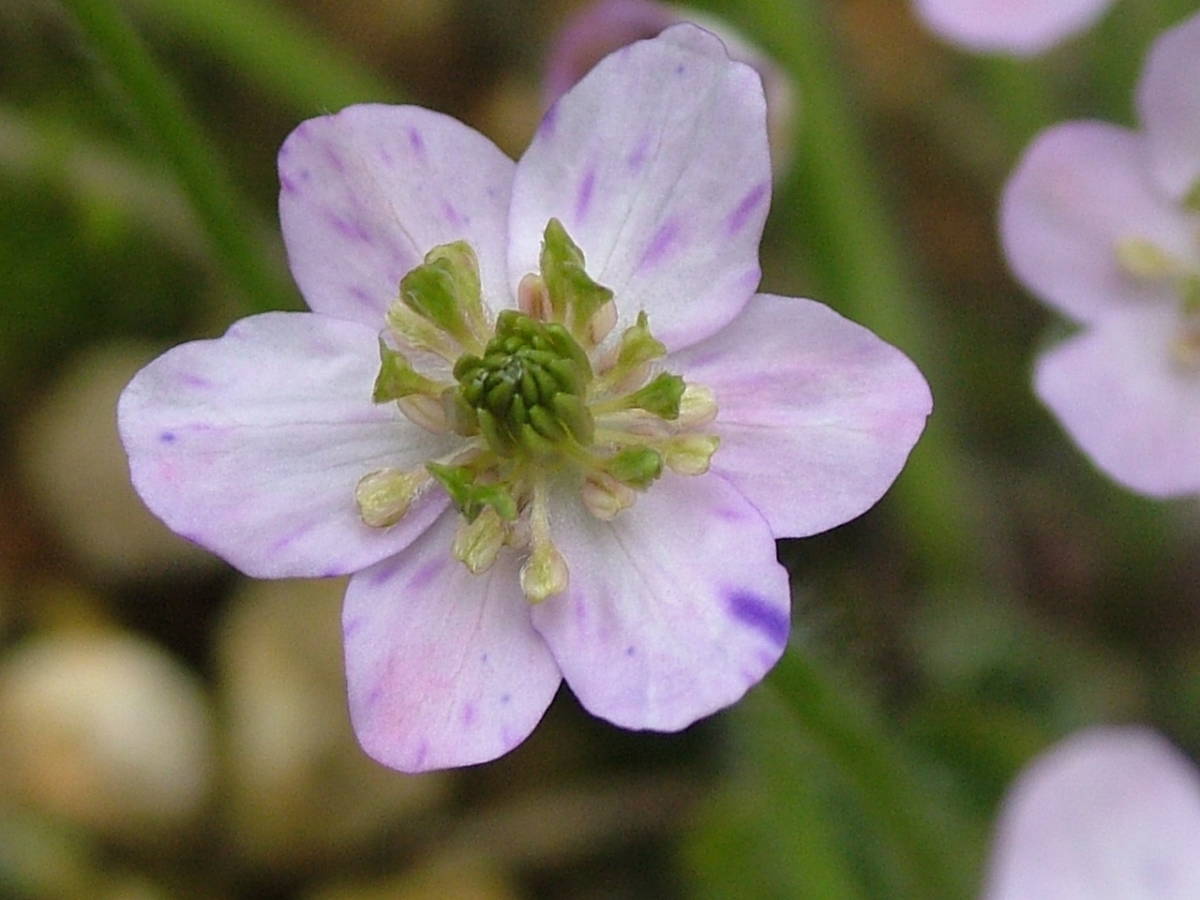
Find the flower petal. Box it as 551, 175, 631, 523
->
343, 513, 562, 772
1000, 122, 1198, 324
118, 313, 453, 578
531, 472, 790, 731
279, 104, 515, 327
1034, 306, 1200, 498
510, 24, 771, 351
984, 727, 1200, 900
911, 0, 1112, 56
670, 294, 931, 538
542, 0, 677, 106
1137, 10, 1200, 203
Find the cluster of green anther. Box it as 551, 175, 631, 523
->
450, 310, 595, 457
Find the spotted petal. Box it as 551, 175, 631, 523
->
1000, 122, 1199, 324
671, 294, 929, 538
531, 472, 789, 731
1137, 10, 1200, 203
118, 312, 453, 578
343, 512, 562, 772
509, 23, 770, 352
279, 104, 515, 328
911, 0, 1112, 56
1034, 306, 1200, 498
984, 727, 1200, 900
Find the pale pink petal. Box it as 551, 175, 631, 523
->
671, 294, 931, 538
118, 313, 453, 578
1137, 10, 1200, 202
912, 0, 1113, 56
543, 0, 677, 105
1000, 122, 1199, 325
984, 727, 1200, 900
343, 513, 562, 772
1034, 306, 1200, 498
279, 105, 515, 328
531, 473, 789, 731
510, 24, 770, 351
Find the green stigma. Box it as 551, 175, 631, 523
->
358, 220, 721, 601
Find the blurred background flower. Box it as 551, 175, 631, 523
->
2, 0, 1199, 896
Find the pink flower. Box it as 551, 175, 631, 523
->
118, 26, 930, 771
543, 0, 794, 176
984, 727, 1200, 898
1001, 11, 1200, 497
912, 0, 1115, 55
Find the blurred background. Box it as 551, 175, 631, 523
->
3, 0, 1200, 896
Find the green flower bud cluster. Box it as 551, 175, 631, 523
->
451, 310, 595, 457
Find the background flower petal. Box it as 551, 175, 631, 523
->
1034, 306, 1200, 498
671, 294, 931, 539
509, 24, 770, 351
984, 726, 1200, 900
531, 472, 790, 731
1137, 10, 1200, 203
912, 0, 1112, 56
343, 514, 562, 773
118, 312, 453, 578
1000, 122, 1198, 324
279, 104, 515, 327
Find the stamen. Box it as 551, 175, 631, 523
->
355, 468, 429, 527
520, 480, 568, 602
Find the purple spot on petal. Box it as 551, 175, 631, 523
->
344, 617, 364, 638
349, 285, 375, 307
280, 173, 298, 194
500, 693, 511, 705
726, 183, 769, 236
159, 430, 176, 444
299, 168, 312, 182
675, 64, 685, 75
321, 568, 342, 578
462, 703, 477, 726
716, 507, 743, 522
540, 103, 559, 137
627, 135, 651, 172
327, 212, 373, 244
407, 126, 425, 156
441, 200, 463, 227
407, 558, 444, 591
480, 652, 489, 664
370, 557, 404, 587
638, 220, 681, 269
574, 166, 596, 224
324, 146, 345, 173
727, 591, 789, 646
270, 521, 316, 553
414, 740, 429, 768
625, 645, 636, 657
737, 267, 762, 294
366, 685, 382, 706
180, 373, 212, 389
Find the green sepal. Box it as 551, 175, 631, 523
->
539, 218, 614, 340
616, 311, 667, 369
627, 372, 686, 420
372, 340, 442, 403
399, 241, 485, 347
604, 446, 663, 490
426, 462, 517, 522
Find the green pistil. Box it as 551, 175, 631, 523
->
361, 225, 723, 597
453, 310, 595, 457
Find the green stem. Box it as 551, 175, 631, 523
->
769, 648, 978, 899
124, 0, 399, 113
713, 0, 990, 579
61, 0, 293, 313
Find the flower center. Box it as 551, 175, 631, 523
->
1114, 234, 1200, 370
355, 220, 720, 602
